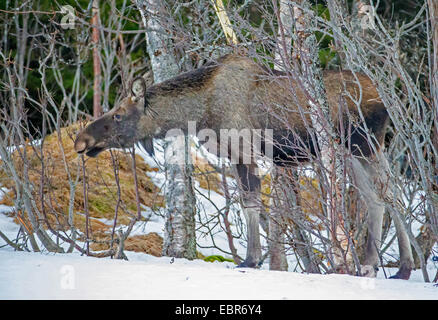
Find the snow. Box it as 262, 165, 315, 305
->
0, 250, 436, 300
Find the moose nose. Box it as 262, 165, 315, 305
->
74, 133, 95, 154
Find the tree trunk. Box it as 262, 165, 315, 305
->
162, 135, 197, 259
136, 0, 197, 260
136, 0, 179, 83
274, 0, 293, 71
91, 0, 102, 118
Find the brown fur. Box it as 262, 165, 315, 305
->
75, 53, 388, 163
130, 54, 388, 165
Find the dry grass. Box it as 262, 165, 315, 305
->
0, 123, 165, 252
192, 155, 224, 195
89, 232, 163, 257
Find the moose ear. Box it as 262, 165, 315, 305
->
131, 76, 146, 98
139, 138, 154, 157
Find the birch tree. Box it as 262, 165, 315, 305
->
135, 0, 197, 260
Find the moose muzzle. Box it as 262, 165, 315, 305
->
74, 132, 105, 157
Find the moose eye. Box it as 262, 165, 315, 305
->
113, 114, 122, 121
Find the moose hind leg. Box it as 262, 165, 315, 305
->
351, 151, 414, 279
234, 164, 262, 268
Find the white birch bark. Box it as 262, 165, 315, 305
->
274, 0, 293, 71
136, 0, 197, 259
137, 0, 179, 83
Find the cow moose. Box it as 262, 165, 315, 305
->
74, 54, 414, 279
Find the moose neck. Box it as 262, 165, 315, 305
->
146, 86, 211, 139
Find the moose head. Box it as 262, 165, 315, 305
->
74, 77, 156, 157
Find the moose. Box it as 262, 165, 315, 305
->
75, 54, 414, 279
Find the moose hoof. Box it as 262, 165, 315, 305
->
237, 259, 259, 268
360, 265, 378, 278
389, 267, 412, 280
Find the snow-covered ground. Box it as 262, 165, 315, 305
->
0, 249, 436, 300
0, 143, 437, 300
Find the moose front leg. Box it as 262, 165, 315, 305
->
350, 156, 385, 277
375, 153, 414, 280
388, 209, 414, 279
234, 163, 262, 268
